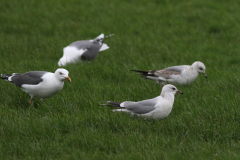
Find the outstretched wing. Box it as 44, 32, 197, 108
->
68, 40, 92, 50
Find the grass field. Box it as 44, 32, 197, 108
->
0, 0, 240, 159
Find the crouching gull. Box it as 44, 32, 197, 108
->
132, 61, 207, 86
100, 84, 183, 120
1, 68, 71, 104
58, 33, 114, 66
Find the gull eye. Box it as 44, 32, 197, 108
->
59, 72, 63, 75
172, 87, 176, 90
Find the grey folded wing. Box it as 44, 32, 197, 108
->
123, 99, 157, 114
11, 71, 47, 87
165, 65, 189, 72
81, 43, 102, 60
68, 40, 92, 50
69, 40, 101, 60
153, 65, 189, 79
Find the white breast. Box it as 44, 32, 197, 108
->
21, 73, 64, 99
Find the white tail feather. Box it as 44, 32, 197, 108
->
99, 43, 109, 52
112, 109, 131, 113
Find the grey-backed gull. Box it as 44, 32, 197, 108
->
100, 84, 183, 120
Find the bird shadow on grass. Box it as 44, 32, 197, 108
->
129, 114, 162, 124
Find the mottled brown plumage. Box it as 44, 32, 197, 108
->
153, 69, 181, 79
131, 61, 207, 86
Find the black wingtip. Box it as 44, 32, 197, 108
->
1, 74, 11, 80
99, 101, 122, 108
131, 70, 148, 74
105, 34, 114, 38
96, 34, 114, 42
131, 70, 156, 78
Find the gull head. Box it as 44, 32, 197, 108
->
192, 61, 207, 78
55, 68, 71, 82
161, 84, 183, 95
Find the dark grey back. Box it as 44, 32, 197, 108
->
11, 71, 47, 87
69, 40, 92, 50
69, 40, 101, 61
81, 43, 101, 61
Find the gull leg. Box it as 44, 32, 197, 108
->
29, 98, 33, 105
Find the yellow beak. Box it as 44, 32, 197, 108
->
65, 76, 71, 82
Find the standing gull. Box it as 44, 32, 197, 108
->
132, 61, 207, 85
58, 33, 114, 66
100, 84, 183, 120
1, 68, 71, 104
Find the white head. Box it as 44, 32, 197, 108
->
54, 68, 71, 82
161, 84, 183, 96
191, 61, 207, 78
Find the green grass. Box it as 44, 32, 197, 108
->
0, 0, 240, 159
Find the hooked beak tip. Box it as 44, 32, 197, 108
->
177, 90, 183, 95
203, 73, 208, 78
65, 76, 71, 82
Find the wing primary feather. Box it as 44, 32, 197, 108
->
1, 74, 12, 80
96, 34, 114, 42
99, 101, 123, 108
131, 70, 155, 77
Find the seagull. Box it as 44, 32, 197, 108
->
58, 33, 114, 66
1, 68, 71, 104
100, 84, 183, 120
132, 61, 207, 85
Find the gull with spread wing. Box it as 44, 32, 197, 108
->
58, 33, 114, 66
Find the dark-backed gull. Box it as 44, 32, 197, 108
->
1, 68, 71, 104
58, 33, 114, 66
